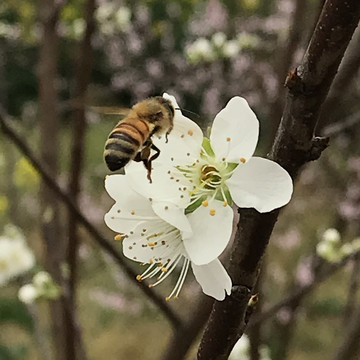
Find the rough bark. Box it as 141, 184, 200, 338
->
197, 1, 360, 359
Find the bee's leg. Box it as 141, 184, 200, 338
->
133, 152, 142, 162
144, 144, 161, 183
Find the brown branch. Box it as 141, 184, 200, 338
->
343, 254, 360, 324
37, 1, 66, 358
197, 1, 360, 359
65, 1, 96, 358
0, 112, 182, 330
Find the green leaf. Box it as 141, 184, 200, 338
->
201, 137, 215, 157
185, 196, 206, 214
0, 298, 34, 332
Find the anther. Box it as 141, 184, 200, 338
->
136, 275, 142, 281
131, 210, 135, 215
223, 201, 228, 207
227, 137, 231, 141
240, 157, 246, 163
165, 206, 169, 210
117, 209, 121, 213
161, 267, 168, 273
114, 234, 123, 241
187, 153, 190, 156
130, 231, 134, 234
149, 197, 153, 201
148, 241, 155, 247
165, 297, 171, 301
181, 134, 184, 138
202, 200, 209, 207
222, 157, 226, 161
209, 209, 216, 216
188, 129, 194, 136
129, 246, 133, 250
149, 284, 153, 288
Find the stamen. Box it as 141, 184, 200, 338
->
226, 137, 231, 141
202, 200, 209, 207
209, 209, 216, 216
131, 210, 135, 215
188, 129, 193, 136
114, 234, 123, 241
240, 157, 246, 163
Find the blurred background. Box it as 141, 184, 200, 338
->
1, 0, 360, 359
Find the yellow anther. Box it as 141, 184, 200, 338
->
117, 209, 121, 213
165, 297, 171, 301
174, 296, 179, 300
202, 200, 209, 207
148, 241, 155, 247
161, 267, 168, 273
222, 157, 226, 161
131, 210, 135, 215
209, 208, 216, 216
240, 157, 246, 163
223, 201, 228, 207
136, 275, 142, 281
148, 284, 153, 288
128, 246, 133, 250
149, 197, 153, 201
105, 175, 109, 179
188, 129, 194, 136
226, 137, 231, 141
165, 206, 169, 210
149, 258, 154, 264
114, 234, 123, 241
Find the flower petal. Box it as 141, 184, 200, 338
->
125, 161, 191, 207
182, 200, 234, 265
153, 93, 203, 165
227, 157, 293, 212
104, 175, 157, 233
122, 220, 185, 263
191, 259, 232, 300
210, 97, 259, 163
152, 201, 192, 233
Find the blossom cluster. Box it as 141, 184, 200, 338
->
316, 228, 360, 263
185, 32, 260, 64
0, 225, 35, 286
104, 93, 293, 301
18, 271, 61, 305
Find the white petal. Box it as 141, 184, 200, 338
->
152, 201, 192, 233
126, 161, 191, 207
123, 221, 185, 263
191, 259, 232, 300
210, 97, 259, 163
183, 200, 234, 265
154, 93, 203, 165
227, 157, 293, 213
104, 175, 157, 233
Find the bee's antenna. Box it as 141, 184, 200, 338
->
174, 107, 200, 118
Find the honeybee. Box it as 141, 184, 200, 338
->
103, 96, 175, 182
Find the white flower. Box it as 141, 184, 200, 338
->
0, 227, 35, 286
322, 228, 341, 244
222, 40, 241, 58
33, 271, 52, 288
212, 32, 227, 48
115, 6, 131, 31
127, 94, 293, 219
104, 175, 232, 301
18, 284, 38, 305
229, 334, 272, 360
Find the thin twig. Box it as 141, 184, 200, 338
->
0, 112, 182, 329
249, 250, 360, 327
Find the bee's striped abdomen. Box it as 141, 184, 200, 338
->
104, 118, 150, 172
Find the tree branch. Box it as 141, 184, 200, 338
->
0, 112, 182, 330
65, 0, 96, 358
197, 1, 360, 359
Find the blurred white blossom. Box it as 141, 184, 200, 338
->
0, 225, 35, 286
18, 284, 38, 304
229, 335, 272, 360
317, 228, 360, 263
18, 271, 61, 304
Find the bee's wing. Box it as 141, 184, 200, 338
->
89, 106, 131, 116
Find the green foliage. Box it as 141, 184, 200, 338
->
0, 298, 33, 332
0, 344, 27, 360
